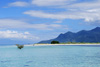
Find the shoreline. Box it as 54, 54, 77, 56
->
1, 44, 100, 47
24, 44, 100, 46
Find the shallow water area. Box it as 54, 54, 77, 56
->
0, 45, 100, 67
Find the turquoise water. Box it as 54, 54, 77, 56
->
0, 45, 100, 67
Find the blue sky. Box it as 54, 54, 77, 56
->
0, 0, 100, 44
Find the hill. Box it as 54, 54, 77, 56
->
39, 27, 100, 43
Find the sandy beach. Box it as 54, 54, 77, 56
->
24, 44, 100, 46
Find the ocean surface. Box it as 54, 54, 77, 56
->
0, 45, 100, 67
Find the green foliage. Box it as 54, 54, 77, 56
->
60, 42, 100, 44
67, 42, 72, 44
51, 41, 59, 44
16, 44, 24, 49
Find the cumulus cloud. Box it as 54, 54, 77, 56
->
8, 1, 29, 7
0, 30, 39, 40
0, 19, 62, 30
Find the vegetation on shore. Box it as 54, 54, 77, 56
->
60, 42, 100, 44
51, 41, 59, 44
38, 41, 100, 44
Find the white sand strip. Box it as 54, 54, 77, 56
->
34, 44, 100, 46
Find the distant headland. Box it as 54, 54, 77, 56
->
38, 27, 100, 44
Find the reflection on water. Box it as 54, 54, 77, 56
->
0, 45, 100, 67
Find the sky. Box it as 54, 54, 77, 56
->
0, 0, 100, 44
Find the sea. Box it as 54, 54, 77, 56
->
0, 45, 100, 67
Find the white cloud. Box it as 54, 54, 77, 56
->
24, 0, 100, 22
32, 24, 62, 30
24, 10, 67, 20
66, 0, 100, 22
0, 19, 62, 30
4, 0, 100, 23
32, 0, 75, 6
0, 30, 39, 40
67, 0, 100, 10
24, 10, 100, 22
5, 0, 100, 23
24, 32, 30, 35
8, 1, 29, 7
22, 0, 99, 22
54, 20, 62, 23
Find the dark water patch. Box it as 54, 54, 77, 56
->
24, 65, 29, 66
42, 62, 46, 63
1, 60, 11, 63
1, 61, 5, 63
26, 61, 33, 63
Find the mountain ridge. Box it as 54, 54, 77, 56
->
39, 27, 100, 43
